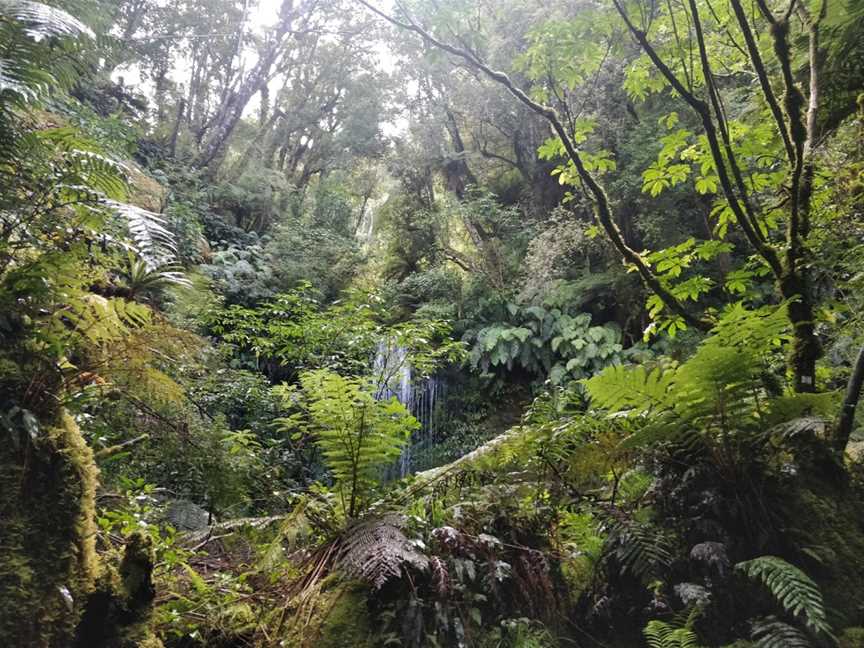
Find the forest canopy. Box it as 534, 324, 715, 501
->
1, 0, 864, 646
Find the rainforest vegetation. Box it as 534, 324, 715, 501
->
2, 0, 864, 645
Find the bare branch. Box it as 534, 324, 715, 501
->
612, 0, 783, 278
356, 0, 712, 331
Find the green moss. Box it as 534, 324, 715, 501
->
0, 412, 101, 646
840, 627, 864, 648
282, 579, 376, 648
317, 582, 375, 648
74, 533, 160, 648
0, 412, 161, 647
784, 484, 864, 626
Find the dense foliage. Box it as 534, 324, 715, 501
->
1, 0, 864, 647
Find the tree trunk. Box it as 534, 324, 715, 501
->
442, 107, 477, 199
194, 0, 301, 174
834, 343, 864, 455
780, 271, 821, 393
168, 98, 186, 158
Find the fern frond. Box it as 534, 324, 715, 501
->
764, 392, 839, 428
586, 364, 677, 417
0, 0, 94, 40
674, 344, 763, 431
605, 518, 673, 581
751, 617, 813, 648
644, 619, 703, 648
736, 556, 832, 636
108, 201, 180, 268
335, 514, 429, 589
767, 416, 827, 443
707, 303, 791, 354
120, 253, 191, 296
56, 294, 151, 345
587, 305, 792, 450
0, 0, 92, 109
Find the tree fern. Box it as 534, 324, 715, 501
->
335, 514, 429, 589
284, 370, 419, 517
736, 556, 832, 637
586, 305, 791, 450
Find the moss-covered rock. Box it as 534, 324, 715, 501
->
840, 627, 864, 648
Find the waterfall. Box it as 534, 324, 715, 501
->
373, 340, 445, 477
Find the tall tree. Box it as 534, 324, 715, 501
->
356, 0, 855, 398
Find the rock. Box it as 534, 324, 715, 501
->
164, 499, 211, 531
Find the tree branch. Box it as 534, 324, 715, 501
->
95, 434, 149, 459
356, 0, 712, 331
728, 0, 795, 164
612, 0, 783, 278
687, 0, 765, 246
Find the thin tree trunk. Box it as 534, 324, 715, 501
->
781, 272, 820, 392
834, 343, 864, 455
168, 97, 186, 158
168, 98, 186, 158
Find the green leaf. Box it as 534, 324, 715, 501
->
736, 556, 832, 637
694, 175, 718, 194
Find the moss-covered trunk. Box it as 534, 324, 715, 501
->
0, 413, 101, 646
0, 412, 161, 647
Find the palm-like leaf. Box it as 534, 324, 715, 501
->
120, 253, 191, 298
109, 201, 181, 269
737, 556, 832, 637
0, 0, 93, 109
0, 0, 93, 39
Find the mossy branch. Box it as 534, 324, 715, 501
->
94, 434, 149, 459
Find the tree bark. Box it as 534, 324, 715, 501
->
194, 0, 303, 174
168, 98, 185, 158
835, 343, 864, 455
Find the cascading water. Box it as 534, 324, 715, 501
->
373, 340, 445, 477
